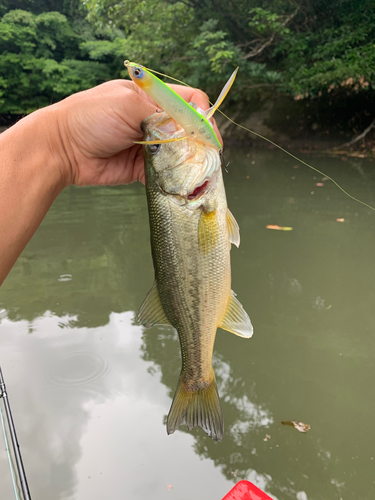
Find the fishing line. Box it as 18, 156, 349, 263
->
145, 66, 375, 212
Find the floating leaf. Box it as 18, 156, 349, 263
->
266, 225, 293, 231
282, 420, 311, 433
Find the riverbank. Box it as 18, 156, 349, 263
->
219, 92, 375, 157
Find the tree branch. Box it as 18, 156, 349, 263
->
337, 118, 375, 149
243, 32, 276, 59
242, 5, 300, 60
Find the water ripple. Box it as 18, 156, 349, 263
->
48, 351, 109, 387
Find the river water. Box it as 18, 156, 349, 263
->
0, 149, 374, 500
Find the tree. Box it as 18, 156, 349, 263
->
84, 0, 375, 101
0, 9, 114, 114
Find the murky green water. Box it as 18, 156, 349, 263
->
1, 149, 375, 500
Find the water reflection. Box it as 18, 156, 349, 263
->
0, 311, 232, 500
1, 151, 375, 499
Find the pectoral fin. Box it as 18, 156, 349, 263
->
198, 209, 219, 255
219, 290, 253, 338
227, 209, 240, 247
137, 281, 171, 327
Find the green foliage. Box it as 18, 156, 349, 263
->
84, 0, 375, 102
82, 0, 282, 102
248, 7, 291, 37
1, 0, 374, 116
83, 0, 197, 71
0, 0, 83, 17
0, 9, 114, 113
276, 1, 375, 98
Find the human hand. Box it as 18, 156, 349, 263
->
49, 80, 222, 187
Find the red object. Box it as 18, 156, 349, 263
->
222, 481, 273, 500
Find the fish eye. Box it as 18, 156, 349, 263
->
146, 144, 160, 154
134, 67, 144, 78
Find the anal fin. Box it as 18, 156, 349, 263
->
137, 281, 171, 327
219, 290, 253, 338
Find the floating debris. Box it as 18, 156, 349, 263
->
282, 420, 311, 433
266, 225, 293, 231
263, 434, 271, 442
336, 218, 345, 222
58, 274, 72, 282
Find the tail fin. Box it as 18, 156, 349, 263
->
167, 374, 224, 441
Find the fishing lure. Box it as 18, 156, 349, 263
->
124, 60, 238, 151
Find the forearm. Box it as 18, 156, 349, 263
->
0, 107, 68, 285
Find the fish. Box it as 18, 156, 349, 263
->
138, 109, 253, 441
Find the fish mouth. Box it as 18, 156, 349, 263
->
186, 172, 219, 203
187, 179, 210, 201
160, 173, 217, 207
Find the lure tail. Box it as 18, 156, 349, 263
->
167, 369, 223, 441
205, 67, 239, 120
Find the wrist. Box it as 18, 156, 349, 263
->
31, 105, 74, 189
3, 106, 73, 191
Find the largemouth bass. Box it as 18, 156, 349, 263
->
138, 110, 253, 441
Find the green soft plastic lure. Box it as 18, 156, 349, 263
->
124, 60, 238, 151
